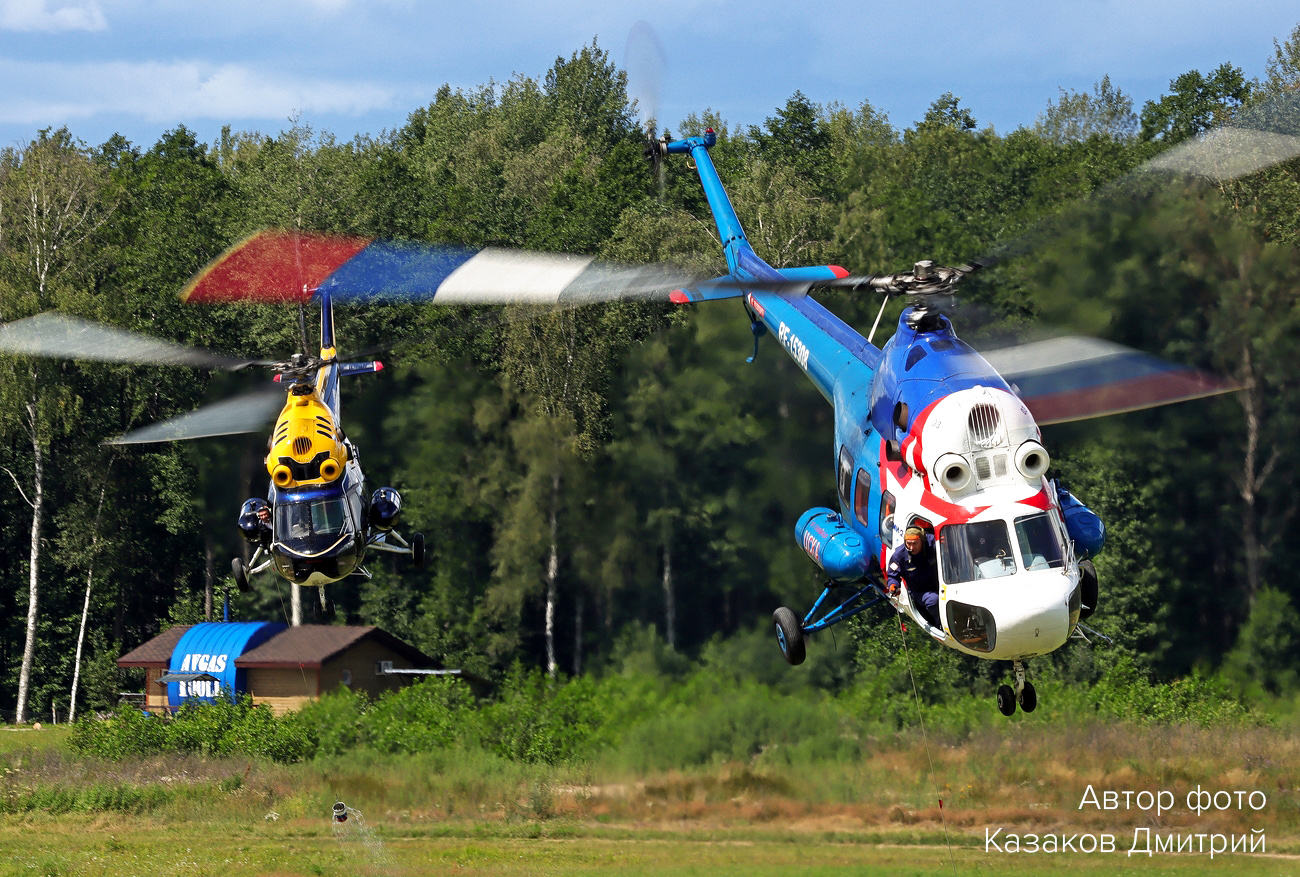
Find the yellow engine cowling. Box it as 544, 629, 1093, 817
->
265, 391, 346, 488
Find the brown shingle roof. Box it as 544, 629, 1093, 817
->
117, 625, 193, 668
235, 625, 435, 669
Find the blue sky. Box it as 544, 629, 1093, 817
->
1, 1, 1298, 150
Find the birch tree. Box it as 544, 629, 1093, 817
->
0, 129, 110, 722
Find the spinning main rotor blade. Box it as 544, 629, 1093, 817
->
182, 231, 697, 306
982, 336, 1239, 424
105, 388, 285, 444
970, 91, 1300, 274
0, 312, 256, 369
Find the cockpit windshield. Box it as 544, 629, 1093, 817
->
940, 520, 1016, 584
1014, 513, 1065, 570
275, 495, 348, 554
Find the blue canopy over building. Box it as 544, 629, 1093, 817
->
166, 621, 286, 706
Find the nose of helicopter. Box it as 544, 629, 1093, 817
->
271, 542, 360, 586
978, 574, 1073, 657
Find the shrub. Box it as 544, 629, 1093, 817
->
361, 676, 476, 754
476, 668, 610, 764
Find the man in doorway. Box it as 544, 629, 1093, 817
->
886, 525, 941, 628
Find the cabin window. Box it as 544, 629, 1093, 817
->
879, 491, 896, 548
837, 446, 854, 509
1015, 513, 1065, 571
854, 469, 872, 527
907, 515, 933, 534
940, 520, 1016, 584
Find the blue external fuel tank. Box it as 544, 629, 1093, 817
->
795, 507, 871, 582
1057, 485, 1106, 559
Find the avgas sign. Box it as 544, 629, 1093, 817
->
177, 652, 230, 698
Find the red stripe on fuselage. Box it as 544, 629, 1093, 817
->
899, 398, 943, 491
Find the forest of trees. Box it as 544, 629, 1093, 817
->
3, 27, 1300, 723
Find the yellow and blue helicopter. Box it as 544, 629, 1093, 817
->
0, 264, 425, 596
0, 230, 696, 600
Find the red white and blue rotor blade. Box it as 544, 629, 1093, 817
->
181, 230, 696, 306
982, 336, 1239, 425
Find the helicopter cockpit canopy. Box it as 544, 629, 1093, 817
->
274, 487, 352, 556
939, 512, 1065, 585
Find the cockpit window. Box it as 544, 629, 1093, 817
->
276, 496, 347, 552
940, 520, 1016, 583
1015, 513, 1065, 570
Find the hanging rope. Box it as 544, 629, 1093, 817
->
897, 615, 959, 877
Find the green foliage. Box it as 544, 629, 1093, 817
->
919, 93, 977, 132
361, 676, 474, 754
71, 694, 312, 763
1264, 23, 1300, 96
1140, 63, 1253, 143
288, 685, 369, 757
0, 781, 170, 815
1222, 587, 1300, 698
1089, 655, 1252, 725
476, 668, 609, 763
1034, 75, 1137, 143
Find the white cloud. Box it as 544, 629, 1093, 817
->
0, 57, 401, 127
0, 0, 106, 31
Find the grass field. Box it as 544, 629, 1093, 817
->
2, 819, 1297, 877
2, 720, 1296, 876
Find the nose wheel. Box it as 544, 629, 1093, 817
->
996, 661, 1037, 716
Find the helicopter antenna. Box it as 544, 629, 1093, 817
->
297, 301, 311, 356
867, 293, 892, 345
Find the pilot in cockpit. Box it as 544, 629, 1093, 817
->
887, 525, 941, 628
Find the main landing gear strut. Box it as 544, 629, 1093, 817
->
997, 660, 1037, 716
773, 580, 885, 666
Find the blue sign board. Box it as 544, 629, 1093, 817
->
167, 621, 286, 707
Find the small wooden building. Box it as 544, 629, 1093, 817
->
235, 625, 435, 715
118, 623, 452, 716
117, 625, 192, 715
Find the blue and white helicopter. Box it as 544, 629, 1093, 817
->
638, 126, 1249, 715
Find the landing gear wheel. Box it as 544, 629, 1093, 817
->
772, 607, 806, 666
997, 684, 1017, 716
1018, 681, 1037, 713
1079, 559, 1098, 621
231, 557, 250, 593
412, 533, 426, 570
